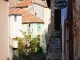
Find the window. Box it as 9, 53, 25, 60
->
28, 24, 32, 34
37, 35, 40, 41
14, 27, 18, 36
29, 24, 31, 28
14, 15, 17, 22
28, 24, 31, 31
35, 13, 37, 16
37, 24, 41, 31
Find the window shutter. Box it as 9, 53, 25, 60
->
37, 24, 41, 31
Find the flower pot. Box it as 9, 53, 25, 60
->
12, 40, 18, 48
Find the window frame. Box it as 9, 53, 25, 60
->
14, 15, 17, 22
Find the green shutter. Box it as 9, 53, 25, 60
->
37, 24, 41, 31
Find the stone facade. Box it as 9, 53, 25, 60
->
46, 0, 57, 44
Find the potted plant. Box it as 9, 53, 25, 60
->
12, 30, 46, 60
12, 36, 19, 48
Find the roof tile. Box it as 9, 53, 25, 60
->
9, 8, 44, 23
17, 0, 32, 7
9, 8, 21, 15
9, 0, 32, 7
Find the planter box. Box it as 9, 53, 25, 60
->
13, 51, 47, 60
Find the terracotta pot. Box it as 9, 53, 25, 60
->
12, 40, 18, 48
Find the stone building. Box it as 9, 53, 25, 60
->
46, 0, 62, 60
46, 0, 68, 60
68, 0, 80, 60
47, 0, 80, 60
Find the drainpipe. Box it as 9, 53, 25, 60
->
7, 2, 10, 60
62, 15, 65, 60
62, 0, 68, 60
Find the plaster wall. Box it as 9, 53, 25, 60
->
44, 8, 51, 33
0, 0, 8, 60
9, 15, 22, 38
22, 23, 43, 36
33, 4, 44, 20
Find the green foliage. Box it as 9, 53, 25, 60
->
36, 42, 44, 54
16, 38, 25, 54
12, 36, 19, 41
28, 42, 44, 56
15, 30, 44, 56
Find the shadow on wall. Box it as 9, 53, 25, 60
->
12, 51, 32, 60
11, 48, 29, 60
7, 58, 10, 60
4, 0, 8, 2
12, 54, 19, 60
46, 0, 50, 8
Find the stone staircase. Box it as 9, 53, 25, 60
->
47, 31, 62, 60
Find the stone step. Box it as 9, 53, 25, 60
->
48, 54, 61, 59
49, 44, 61, 47
48, 58, 61, 60
48, 56, 61, 59
50, 38, 61, 42
48, 50, 61, 53
49, 41, 60, 44
48, 53, 61, 56
48, 48, 61, 51
47, 31, 62, 60
50, 31, 61, 38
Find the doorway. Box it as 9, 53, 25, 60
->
54, 9, 61, 31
